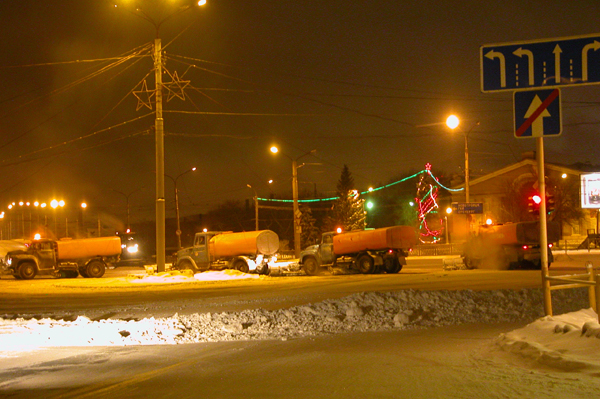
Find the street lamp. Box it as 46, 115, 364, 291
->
165, 167, 197, 249
247, 184, 259, 231
116, 0, 207, 272
114, 188, 144, 232
446, 115, 479, 204
270, 146, 316, 258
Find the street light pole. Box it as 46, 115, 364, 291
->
166, 167, 196, 250
247, 184, 259, 231
118, 1, 207, 272
271, 146, 316, 258
446, 115, 479, 203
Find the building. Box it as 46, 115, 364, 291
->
448, 153, 598, 248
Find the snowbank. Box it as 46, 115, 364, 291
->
1, 286, 597, 371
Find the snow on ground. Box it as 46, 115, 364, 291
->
0, 269, 598, 373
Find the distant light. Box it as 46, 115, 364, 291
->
191, 167, 197, 172
26, 202, 30, 206
561, 173, 567, 179
8, 204, 12, 210
203, 228, 208, 232
81, 202, 87, 208
50, 199, 59, 209
409, 201, 414, 207
366, 201, 374, 209
446, 115, 459, 129
368, 187, 374, 192
34, 233, 41, 240
486, 218, 493, 225
127, 244, 139, 254
19, 201, 24, 206
41, 203, 47, 208
336, 227, 343, 234
270, 146, 279, 154
198, 0, 207, 5
268, 179, 274, 184
34, 201, 39, 207
446, 207, 453, 214
59, 200, 65, 207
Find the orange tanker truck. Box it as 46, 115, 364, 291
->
299, 226, 417, 275
462, 220, 560, 270
2, 236, 122, 279
173, 230, 279, 275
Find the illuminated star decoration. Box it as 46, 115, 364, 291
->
163, 70, 190, 102
133, 80, 154, 111
416, 163, 443, 243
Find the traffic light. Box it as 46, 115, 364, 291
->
528, 192, 541, 215
546, 190, 555, 214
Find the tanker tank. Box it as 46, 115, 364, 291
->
56, 237, 122, 260
333, 226, 416, 255
209, 230, 279, 258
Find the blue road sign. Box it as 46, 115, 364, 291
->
513, 89, 562, 138
481, 33, 600, 92
452, 202, 483, 214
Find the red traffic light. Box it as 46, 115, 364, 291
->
532, 195, 542, 204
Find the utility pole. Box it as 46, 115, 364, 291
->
154, 37, 166, 273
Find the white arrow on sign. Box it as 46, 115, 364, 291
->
513, 47, 535, 86
553, 44, 562, 84
582, 40, 600, 81
484, 50, 506, 87
524, 95, 551, 137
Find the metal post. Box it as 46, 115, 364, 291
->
175, 185, 182, 249
154, 36, 166, 273
537, 137, 552, 316
254, 196, 259, 231
464, 132, 469, 203
587, 262, 597, 311
292, 159, 301, 258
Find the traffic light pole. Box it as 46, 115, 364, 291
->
537, 137, 551, 316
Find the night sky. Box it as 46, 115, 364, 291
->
1, 0, 599, 227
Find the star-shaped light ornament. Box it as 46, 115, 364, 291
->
163, 70, 190, 102
133, 80, 155, 111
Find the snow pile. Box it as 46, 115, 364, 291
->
129, 269, 263, 284
0, 288, 593, 351
496, 307, 600, 371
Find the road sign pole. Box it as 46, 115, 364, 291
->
537, 136, 552, 316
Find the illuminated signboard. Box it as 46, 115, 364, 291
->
580, 173, 600, 209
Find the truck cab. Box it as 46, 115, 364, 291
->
4, 239, 77, 279
175, 231, 218, 272
300, 232, 336, 275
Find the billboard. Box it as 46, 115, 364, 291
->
581, 173, 600, 209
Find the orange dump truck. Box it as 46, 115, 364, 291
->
299, 226, 417, 276
462, 221, 560, 269
3, 237, 122, 280
174, 230, 279, 274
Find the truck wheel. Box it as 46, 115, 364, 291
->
18, 262, 37, 280
357, 255, 375, 274
384, 258, 402, 274
85, 260, 106, 278
233, 259, 249, 273
178, 260, 197, 273
303, 257, 320, 276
